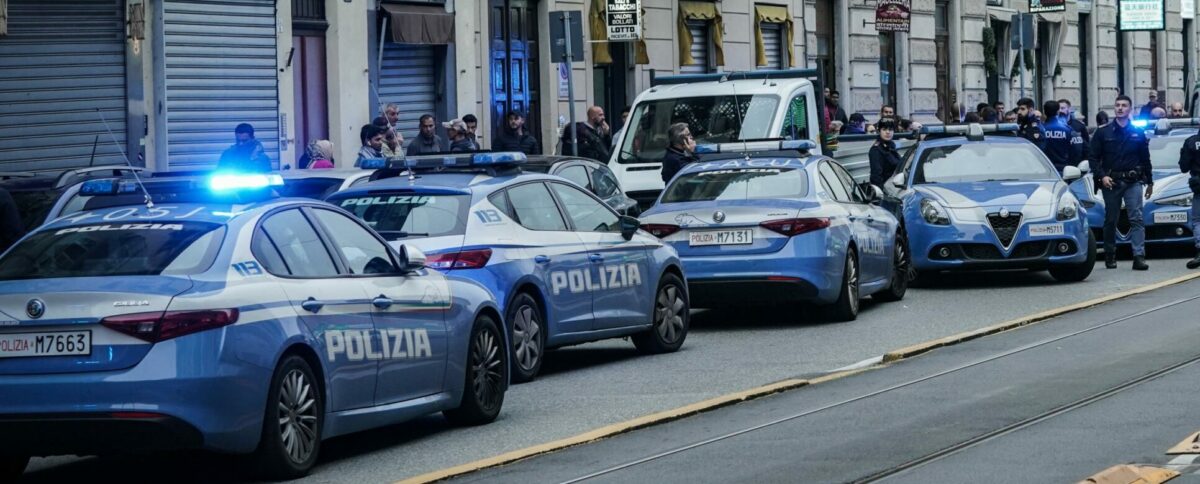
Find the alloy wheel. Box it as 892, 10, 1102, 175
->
511, 305, 541, 372
655, 284, 686, 344
277, 369, 318, 464
471, 327, 504, 411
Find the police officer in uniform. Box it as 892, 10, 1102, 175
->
1039, 101, 1079, 174
1178, 130, 1200, 269
1016, 98, 1044, 145
1089, 95, 1154, 270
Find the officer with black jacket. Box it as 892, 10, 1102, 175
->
1089, 95, 1154, 270
1039, 101, 1079, 173
1178, 130, 1200, 269
1016, 97, 1044, 146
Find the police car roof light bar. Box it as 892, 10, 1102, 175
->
651, 68, 821, 87
79, 178, 141, 195
208, 173, 285, 192
695, 139, 818, 155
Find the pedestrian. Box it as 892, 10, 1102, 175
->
1039, 101, 1079, 174
217, 123, 272, 172
993, 101, 1007, 116
976, 102, 990, 117
1089, 94, 1154, 270
407, 114, 449, 156
869, 119, 903, 189
1058, 99, 1090, 145
562, 106, 613, 162
963, 112, 981, 124
306, 140, 335, 169
1096, 111, 1110, 127
1005, 110, 1020, 124
845, 113, 868, 134
462, 114, 479, 143
825, 90, 849, 133
980, 107, 998, 123
1177, 130, 1200, 269
1138, 90, 1161, 120
373, 116, 402, 158
660, 123, 698, 183
444, 119, 478, 152
1170, 102, 1188, 119
0, 187, 25, 254
494, 112, 540, 155
383, 103, 401, 128
356, 123, 385, 167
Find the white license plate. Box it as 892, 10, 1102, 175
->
1028, 223, 1065, 237
1153, 212, 1189, 224
0, 331, 91, 359
689, 229, 754, 246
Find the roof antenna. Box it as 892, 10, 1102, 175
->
729, 81, 750, 160
96, 108, 154, 209
87, 135, 99, 167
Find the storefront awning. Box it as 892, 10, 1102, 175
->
754, 5, 794, 67
589, 0, 649, 65
381, 3, 454, 45
679, 1, 725, 67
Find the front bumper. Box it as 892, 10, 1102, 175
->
678, 234, 843, 307
910, 216, 1090, 271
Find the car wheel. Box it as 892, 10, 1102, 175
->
633, 273, 689, 354
444, 314, 507, 426
507, 293, 545, 383
1049, 231, 1096, 282
823, 252, 860, 322
254, 355, 323, 480
874, 235, 910, 302
0, 455, 29, 481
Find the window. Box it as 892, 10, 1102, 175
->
780, 94, 810, 141
661, 167, 809, 203
818, 163, 850, 202
9, 190, 58, 232
488, 191, 513, 217
831, 162, 866, 203
311, 209, 398, 275
326, 192, 470, 241
260, 209, 339, 277
0, 223, 225, 281
549, 182, 620, 233
592, 166, 621, 198
681, 20, 713, 74
619, 95, 780, 165
277, 178, 343, 200
252, 228, 289, 275
914, 144, 1058, 184
557, 165, 592, 191
507, 183, 568, 231
759, 22, 784, 70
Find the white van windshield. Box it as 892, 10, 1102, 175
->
617, 95, 780, 164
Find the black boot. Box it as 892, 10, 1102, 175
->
1105, 253, 1117, 269
1187, 254, 1200, 270
1132, 255, 1149, 271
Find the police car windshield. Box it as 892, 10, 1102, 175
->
328, 192, 469, 240
618, 95, 780, 165
915, 143, 1058, 184
660, 167, 808, 203
1148, 137, 1185, 170
0, 223, 225, 281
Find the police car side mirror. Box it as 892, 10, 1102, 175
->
619, 215, 640, 241
399, 244, 427, 272
1062, 166, 1083, 182
890, 173, 906, 189
1077, 160, 1091, 174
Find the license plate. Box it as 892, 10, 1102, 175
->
689, 229, 754, 246
1153, 212, 1189, 224
0, 331, 91, 359
1028, 223, 1065, 237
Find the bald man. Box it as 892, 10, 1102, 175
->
563, 105, 613, 161
1171, 102, 1188, 119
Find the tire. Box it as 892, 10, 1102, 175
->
0, 455, 29, 482
506, 293, 545, 383
444, 314, 508, 426
632, 273, 689, 354
1050, 231, 1097, 282
823, 251, 860, 322
253, 355, 323, 480
873, 235, 910, 302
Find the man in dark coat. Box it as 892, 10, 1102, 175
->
660, 122, 698, 183
493, 112, 541, 155
217, 123, 272, 172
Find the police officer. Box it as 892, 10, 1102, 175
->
1016, 97, 1044, 146
1039, 101, 1079, 174
1178, 130, 1200, 269
1089, 95, 1154, 270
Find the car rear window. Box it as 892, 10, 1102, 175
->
0, 222, 225, 280
661, 167, 809, 203
328, 192, 470, 241
10, 190, 58, 231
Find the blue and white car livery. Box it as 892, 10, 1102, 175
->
882, 124, 1096, 282
637, 141, 908, 321
327, 153, 688, 383
0, 174, 508, 480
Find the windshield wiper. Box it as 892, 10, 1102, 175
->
376, 231, 430, 240
980, 178, 1021, 182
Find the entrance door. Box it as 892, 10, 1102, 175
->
292, 34, 329, 167
814, 0, 836, 94
935, 0, 950, 121
594, 43, 631, 133
490, 0, 542, 146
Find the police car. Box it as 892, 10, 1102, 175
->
327, 153, 688, 382
637, 140, 907, 321
0, 173, 508, 480
0, 165, 146, 232
882, 123, 1096, 282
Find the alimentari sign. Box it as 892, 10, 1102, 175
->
875, 0, 910, 32
606, 0, 640, 41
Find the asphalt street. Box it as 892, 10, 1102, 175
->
453, 276, 1200, 484
17, 252, 1200, 483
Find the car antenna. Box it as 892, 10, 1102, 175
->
729, 80, 750, 160
96, 108, 154, 208
87, 135, 99, 167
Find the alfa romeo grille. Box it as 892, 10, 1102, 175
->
986, 212, 1022, 248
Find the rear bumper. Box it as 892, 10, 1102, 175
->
688, 278, 819, 307
679, 236, 843, 307
0, 413, 203, 456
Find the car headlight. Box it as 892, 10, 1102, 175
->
920, 199, 950, 225
1057, 193, 1079, 221
1156, 193, 1194, 207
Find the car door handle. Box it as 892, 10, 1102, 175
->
589, 254, 604, 263
534, 255, 552, 264
301, 297, 325, 313
372, 296, 393, 309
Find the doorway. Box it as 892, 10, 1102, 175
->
489, 0, 542, 147
814, 0, 836, 95
292, 0, 328, 168
594, 42, 632, 134
935, 0, 950, 121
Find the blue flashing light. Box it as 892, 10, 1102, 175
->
79, 179, 139, 195
472, 152, 527, 165
780, 140, 818, 151
694, 144, 719, 154
359, 158, 388, 170
208, 173, 284, 192
400, 152, 528, 171
1131, 119, 1149, 128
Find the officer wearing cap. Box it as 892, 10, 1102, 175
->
1039, 101, 1079, 174
1178, 129, 1200, 269
1089, 94, 1154, 270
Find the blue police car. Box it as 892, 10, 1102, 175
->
326, 153, 688, 383
0, 173, 508, 480
882, 124, 1096, 282
637, 141, 908, 322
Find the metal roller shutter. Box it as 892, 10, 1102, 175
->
761, 23, 782, 70
378, 44, 437, 147
0, 0, 127, 172
163, 0, 279, 170
680, 20, 709, 74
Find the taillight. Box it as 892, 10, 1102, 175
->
640, 223, 681, 238
760, 218, 830, 237
101, 309, 239, 343
426, 248, 493, 270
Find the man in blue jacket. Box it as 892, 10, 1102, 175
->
1089, 95, 1155, 270
1039, 101, 1079, 174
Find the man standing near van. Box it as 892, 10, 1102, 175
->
661, 123, 698, 183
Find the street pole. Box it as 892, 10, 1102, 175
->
1018, 13, 1026, 100
562, 14, 578, 157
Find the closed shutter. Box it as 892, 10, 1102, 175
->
761, 23, 782, 70
163, 0, 279, 170
0, 0, 127, 172
680, 20, 709, 74
378, 43, 436, 147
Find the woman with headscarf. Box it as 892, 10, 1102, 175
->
868, 119, 903, 189
306, 140, 335, 169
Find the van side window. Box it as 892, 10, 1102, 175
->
780, 95, 810, 141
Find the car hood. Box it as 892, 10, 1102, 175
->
915, 181, 1063, 209
1153, 172, 1192, 195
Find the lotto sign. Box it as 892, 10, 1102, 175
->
606, 0, 640, 41
1119, 0, 1165, 31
